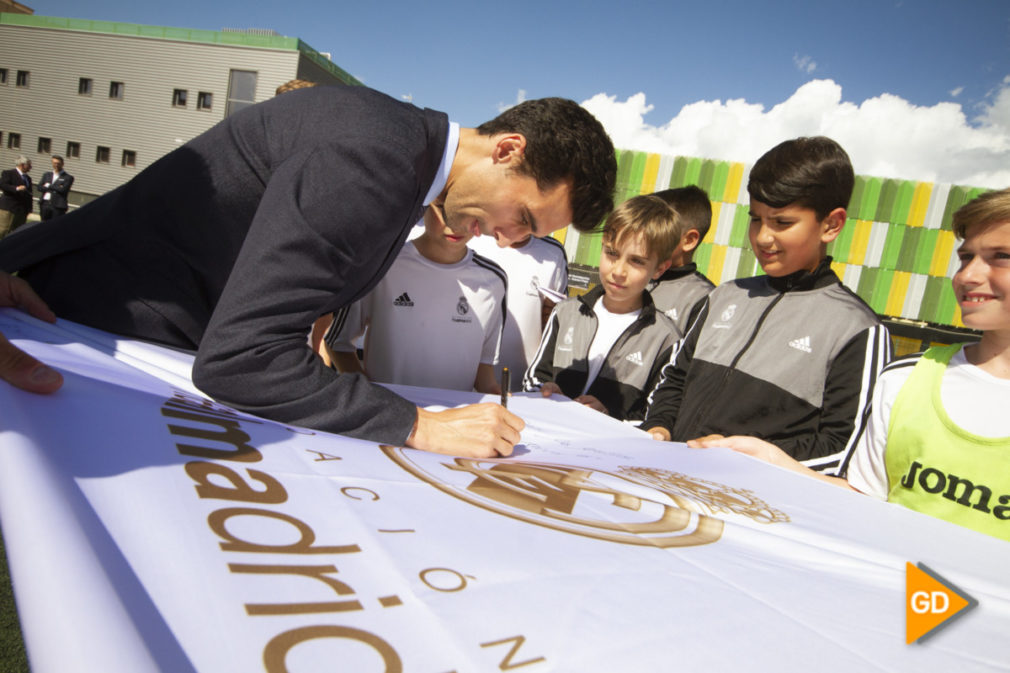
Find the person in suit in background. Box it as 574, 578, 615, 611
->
0, 156, 33, 238
38, 156, 74, 221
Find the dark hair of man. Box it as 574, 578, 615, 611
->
952, 187, 1010, 239
653, 185, 713, 241
51, 155, 64, 163
477, 98, 616, 233
747, 136, 854, 221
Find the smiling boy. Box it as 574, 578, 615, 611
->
712, 188, 1010, 541
644, 137, 891, 473
523, 195, 680, 421
843, 188, 1010, 538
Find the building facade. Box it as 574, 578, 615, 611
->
0, 13, 360, 204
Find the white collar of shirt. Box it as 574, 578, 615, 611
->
423, 121, 459, 206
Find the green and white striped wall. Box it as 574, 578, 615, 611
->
554, 149, 992, 329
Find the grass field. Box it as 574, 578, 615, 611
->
0, 529, 29, 673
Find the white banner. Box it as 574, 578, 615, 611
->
1, 308, 1008, 672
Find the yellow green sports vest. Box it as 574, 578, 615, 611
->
886, 344, 1010, 542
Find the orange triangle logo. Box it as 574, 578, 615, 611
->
906, 562, 977, 644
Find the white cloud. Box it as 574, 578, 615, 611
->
949, 86, 964, 97
793, 54, 817, 74
581, 78, 1010, 189
497, 89, 528, 113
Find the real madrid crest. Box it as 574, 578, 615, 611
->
381, 448, 789, 548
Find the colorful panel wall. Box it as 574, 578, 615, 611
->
562, 150, 992, 328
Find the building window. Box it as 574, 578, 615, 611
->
16, 70, 29, 88
38, 137, 51, 154
78, 78, 93, 95
121, 150, 136, 167
66, 141, 81, 158
7, 133, 20, 150
225, 70, 257, 117
96, 146, 110, 163
172, 89, 188, 107
109, 81, 124, 100
0, 69, 7, 85
197, 92, 213, 111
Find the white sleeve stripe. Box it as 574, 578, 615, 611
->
881, 353, 924, 374
323, 308, 348, 349
644, 295, 709, 407
523, 305, 559, 389
645, 333, 686, 407
824, 324, 892, 475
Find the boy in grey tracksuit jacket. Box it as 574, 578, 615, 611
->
648, 263, 715, 334
643, 258, 890, 472
643, 136, 892, 474
648, 185, 717, 335
524, 285, 679, 421
524, 195, 685, 421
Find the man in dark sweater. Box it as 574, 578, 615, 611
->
0, 86, 616, 457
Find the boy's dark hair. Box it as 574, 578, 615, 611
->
952, 188, 1010, 239
51, 155, 65, 163
653, 185, 713, 242
602, 194, 680, 263
478, 98, 616, 233
747, 136, 854, 220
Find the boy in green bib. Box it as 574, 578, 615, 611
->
700, 188, 1010, 542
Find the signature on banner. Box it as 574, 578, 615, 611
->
382, 448, 789, 548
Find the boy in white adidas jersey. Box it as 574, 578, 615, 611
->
718, 188, 1010, 542
322, 209, 507, 394
523, 195, 680, 421
469, 232, 568, 392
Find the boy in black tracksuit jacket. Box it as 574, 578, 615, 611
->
648, 185, 717, 334
524, 195, 681, 421
643, 137, 892, 474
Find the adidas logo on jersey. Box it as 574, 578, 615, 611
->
625, 351, 644, 366
788, 336, 812, 353
393, 292, 414, 307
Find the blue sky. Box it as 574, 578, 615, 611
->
25, 0, 1010, 186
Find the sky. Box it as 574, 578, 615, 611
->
25, 0, 1010, 188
